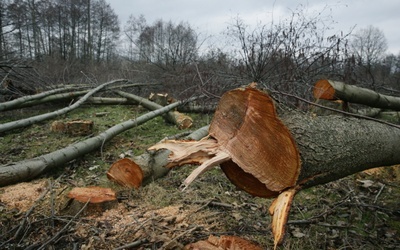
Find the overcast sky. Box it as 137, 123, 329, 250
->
107, 0, 400, 54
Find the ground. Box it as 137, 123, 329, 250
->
0, 103, 399, 249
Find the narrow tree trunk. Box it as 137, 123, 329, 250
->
314, 79, 400, 110
0, 87, 79, 111
0, 96, 198, 187
115, 90, 194, 129
86, 97, 136, 105
0, 79, 127, 133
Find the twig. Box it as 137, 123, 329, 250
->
113, 239, 148, 250
162, 225, 201, 249
373, 184, 385, 203
36, 200, 89, 250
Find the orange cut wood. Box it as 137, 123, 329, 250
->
185, 235, 263, 250
220, 160, 279, 198
268, 188, 297, 249
313, 79, 336, 100
67, 186, 116, 203
209, 85, 300, 192
107, 158, 143, 188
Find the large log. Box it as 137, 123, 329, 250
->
146, 84, 400, 247
313, 79, 400, 110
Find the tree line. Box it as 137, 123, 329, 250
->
0, 0, 118, 62
1, 1, 399, 105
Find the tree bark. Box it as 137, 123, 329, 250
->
0, 79, 128, 133
115, 90, 193, 129
0, 86, 83, 111
313, 79, 400, 110
142, 85, 400, 247
133, 125, 209, 185
280, 109, 400, 188
0, 96, 198, 187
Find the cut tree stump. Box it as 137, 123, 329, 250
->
65, 186, 117, 216
147, 83, 400, 248
51, 120, 94, 136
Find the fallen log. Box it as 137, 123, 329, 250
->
0, 79, 128, 133
114, 90, 193, 129
0, 96, 199, 187
0, 86, 82, 111
146, 84, 400, 248
108, 125, 209, 187
85, 97, 136, 105
313, 79, 400, 110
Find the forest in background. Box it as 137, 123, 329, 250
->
1, 0, 400, 106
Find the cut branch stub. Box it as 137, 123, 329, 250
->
107, 158, 143, 188
210, 86, 301, 193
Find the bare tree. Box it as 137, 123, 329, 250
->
127, 19, 199, 71
225, 5, 350, 103
349, 25, 388, 89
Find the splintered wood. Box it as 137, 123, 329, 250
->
148, 84, 301, 247
149, 84, 300, 196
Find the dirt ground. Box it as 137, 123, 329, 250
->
1, 105, 400, 249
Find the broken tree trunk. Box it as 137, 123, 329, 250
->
108, 125, 209, 187
0, 79, 128, 133
114, 90, 193, 129
146, 84, 400, 248
0, 96, 198, 187
313, 79, 400, 110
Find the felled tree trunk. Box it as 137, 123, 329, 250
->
0, 79, 128, 133
0, 96, 198, 187
145, 84, 400, 248
313, 79, 400, 110
113, 125, 209, 186
0, 86, 80, 111
115, 90, 193, 129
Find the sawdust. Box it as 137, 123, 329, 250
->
0, 179, 48, 211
